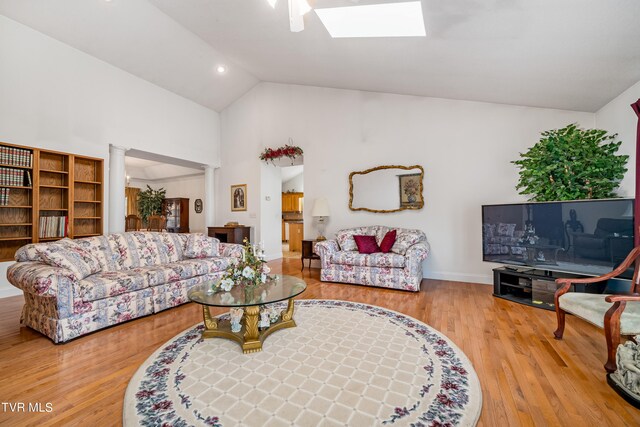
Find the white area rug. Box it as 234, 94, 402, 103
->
124, 300, 482, 426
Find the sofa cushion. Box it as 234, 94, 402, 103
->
75, 269, 150, 302
185, 233, 220, 259
391, 229, 426, 256
15, 242, 51, 262
354, 235, 380, 254
379, 230, 397, 253
144, 257, 236, 286
156, 233, 187, 262
336, 227, 376, 251
125, 232, 165, 267
73, 235, 121, 272
330, 251, 406, 268
38, 239, 102, 280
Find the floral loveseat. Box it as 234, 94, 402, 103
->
7, 232, 243, 343
315, 226, 430, 292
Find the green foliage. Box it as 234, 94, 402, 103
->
137, 185, 166, 224
512, 124, 628, 201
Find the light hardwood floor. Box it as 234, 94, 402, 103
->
0, 257, 638, 426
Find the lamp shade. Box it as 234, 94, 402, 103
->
311, 197, 330, 217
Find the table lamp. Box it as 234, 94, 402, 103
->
311, 197, 330, 241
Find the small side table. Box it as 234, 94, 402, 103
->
301, 239, 320, 271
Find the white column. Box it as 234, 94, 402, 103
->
108, 145, 128, 233
204, 165, 216, 228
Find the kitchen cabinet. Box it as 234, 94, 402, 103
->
282, 192, 303, 213
288, 223, 304, 252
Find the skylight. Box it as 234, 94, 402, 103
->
315, 1, 426, 38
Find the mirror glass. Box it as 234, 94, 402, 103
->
349, 165, 424, 213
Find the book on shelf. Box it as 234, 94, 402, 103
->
0, 188, 9, 206
0, 145, 32, 167
38, 215, 68, 239
0, 167, 32, 187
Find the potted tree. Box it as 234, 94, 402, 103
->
513, 123, 628, 201
137, 185, 166, 226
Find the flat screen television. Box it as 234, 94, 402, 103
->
482, 198, 634, 278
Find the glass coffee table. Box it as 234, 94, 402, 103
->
187, 274, 307, 354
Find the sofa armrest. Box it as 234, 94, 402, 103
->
315, 240, 340, 269
404, 241, 430, 275
7, 261, 77, 297
219, 243, 245, 259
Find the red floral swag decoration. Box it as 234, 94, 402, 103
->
259, 140, 303, 164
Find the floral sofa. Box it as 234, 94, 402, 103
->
7, 232, 243, 343
315, 226, 430, 292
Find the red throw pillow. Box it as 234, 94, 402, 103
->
353, 235, 380, 254
379, 230, 397, 253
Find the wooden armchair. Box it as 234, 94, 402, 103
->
554, 246, 640, 372
147, 215, 166, 232
125, 214, 141, 232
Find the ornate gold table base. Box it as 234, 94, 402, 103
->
200, 299, 297, 354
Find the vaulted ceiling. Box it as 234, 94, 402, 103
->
1, 0, 639, 112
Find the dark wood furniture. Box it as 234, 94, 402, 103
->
208, 226, 250, 244
125, 214, 141, 231
493, 267, 605, 311
0, 141, 104, 262
147, 215, 166, 232
163, 197, 189, 233
301, 239, 320, 271
554, 246, 640, 373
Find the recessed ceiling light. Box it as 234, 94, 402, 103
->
315, 1, 426, 38
216, 65, 227, 74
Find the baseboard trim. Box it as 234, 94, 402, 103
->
424, 271, 492, 285
265, 251, 283, 262
0, 287, 23, 299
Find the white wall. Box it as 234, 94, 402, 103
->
261, 165, 283, 259
595, 79, 640, 197
0, 17, 221, 297
218, 82, 597, 283
282, 173, 304, 193
217, 88, 263, 245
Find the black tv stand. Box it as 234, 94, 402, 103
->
493, 267, 607, 311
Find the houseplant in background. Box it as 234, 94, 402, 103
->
513, 123, 628, 201
137, 185, 166, 225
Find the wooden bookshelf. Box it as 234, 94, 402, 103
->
37, 150, 70, 242
0, 142, 104, 261
0, 142, 34, 262
73, 156, 103, 238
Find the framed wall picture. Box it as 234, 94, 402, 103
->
231, 184, 247, 211
398, 173, 423, 208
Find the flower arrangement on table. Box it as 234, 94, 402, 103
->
216, 239, 271, 292
259, 141, 303, 164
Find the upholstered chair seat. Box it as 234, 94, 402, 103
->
554, 246, 640, 373
559, 293, 640, 334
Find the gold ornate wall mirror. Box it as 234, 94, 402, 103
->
349, 165, 424, 213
